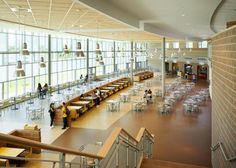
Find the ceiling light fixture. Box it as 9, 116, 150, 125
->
16, 60, 25, 77
64, 44, 69, 54
76, 42, 84, 57
11, 8, 17, 12
95, 21, 104, 65
40, 57, 46, 68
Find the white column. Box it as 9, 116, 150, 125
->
131, 41, 134, 84
162, 37, 165, 98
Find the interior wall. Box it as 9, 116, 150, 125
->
147, 43, 162, 71
147, 42, 208, 72
211, 26, 236, 168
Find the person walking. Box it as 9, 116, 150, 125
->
49, 103, 56, 127
37, 83, 42, 99
61, 102, 68, 129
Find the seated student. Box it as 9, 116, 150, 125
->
42, 83, 48, 98
84, 74, 88, 83
95, 87, 101, 105
146, 89, 153, 103
143, 90, 148, 99
90, 91, 99, 107
80, 94, 84, 99
80, 74, 83, 80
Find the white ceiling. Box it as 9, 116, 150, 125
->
78, 0, 236, 40
0, 0, 235, 41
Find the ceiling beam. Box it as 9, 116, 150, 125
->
60, 28, 139, 33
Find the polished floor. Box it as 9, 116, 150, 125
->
0, 75, 212, 167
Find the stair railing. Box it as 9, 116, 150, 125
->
97, 127, 154, 168
0, 127, 154, 168
211, 142, 236, 162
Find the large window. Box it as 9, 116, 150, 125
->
0, 28, 147, 100
186, 41, 193, 48
173, 42, 179, 48
198, 41, 208, 48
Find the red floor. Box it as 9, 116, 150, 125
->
52, 80, 212, 167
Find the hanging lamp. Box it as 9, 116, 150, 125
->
76, 42, 84, 57
16, 60, 25, 77
96, 43, 102, 55
22, 42, 29, 55
64, 44, 69, 54
40, 57, 46, 68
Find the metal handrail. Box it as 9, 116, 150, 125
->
0, 127, 154, 167
211, 142, 236, 162
0, 155, 83, 166
120, 139, 140, 151
0, 132, 102, 160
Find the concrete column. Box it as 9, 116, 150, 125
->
131, 41, 134, 84
113, 41, 116, 72
162, 37, 165, 98
86, 38, 89, 83
48, 34, 51, 86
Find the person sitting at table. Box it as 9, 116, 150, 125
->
84, 74, 88, 84
95, 87, 101, 106
143, 90, 148, 99
42, 83, 48, 98
80, 74, 83, 80
80, 94, 84, 99
146, 89, 153, 103
92, 91, 100, 107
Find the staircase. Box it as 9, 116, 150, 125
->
141, 159, 210, 168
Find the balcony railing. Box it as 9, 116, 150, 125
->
0, 127, 154, 168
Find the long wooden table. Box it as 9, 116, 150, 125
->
0, 147, 25, 157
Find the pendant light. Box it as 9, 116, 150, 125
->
16, 60, 25, 77
22, 11, 29, 55
22, 42, 29, 55
76, 42, 84, 57
95, 21, 104, 65
64, 44, 69, 54
40, 57, 46, 68
96, 43, 102, 55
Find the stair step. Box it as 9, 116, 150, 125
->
141, 159, 210, 168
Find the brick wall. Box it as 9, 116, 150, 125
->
211, 26, 236, 168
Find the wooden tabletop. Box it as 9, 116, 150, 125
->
81, 96, 97, 100
102, 86, 116, 90
0, 147, 25, 157
108, 84, 120, 87
82, 144, 102, 155
67, 106, 83, 110
100, 90, 110, 92
71, 101, 90, 105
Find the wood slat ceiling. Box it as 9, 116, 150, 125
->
0, 0, 164, 41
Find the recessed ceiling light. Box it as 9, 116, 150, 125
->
11, 8, 17, 12
27, 9, 32, 13
79, 25, 83, 28
181, 14, 185, 17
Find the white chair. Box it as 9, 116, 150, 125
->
158, 105, 165, 115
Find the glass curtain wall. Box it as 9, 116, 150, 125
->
50, 35, 87, 86
0, 29, 48, 100
115, 41, 131, 72
0, 28, 147, 101
135, 42, 147, 70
